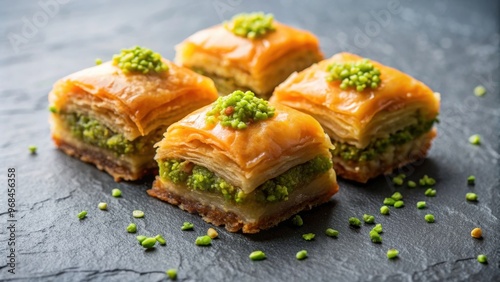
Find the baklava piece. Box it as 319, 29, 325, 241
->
49, 46, 218, 181
175, 12, 323, 97
271, 52, 440, 183
148, 90, 338, 233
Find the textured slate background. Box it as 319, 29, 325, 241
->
1, 0, 499, 281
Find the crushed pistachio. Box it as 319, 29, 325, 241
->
417, 201, 426, 209
469, 134, 481, 145
77, 210, 87, 219
384, 198, 396, 206
292, 215, 303, 227
392, 176, 404, 186
112, 46, 168, 74
225, 12, 275, 39
166, 268, 177, 280
387, 249, 399, 259
325, 228, 339, 238
363, 214, 375, 224
380, 205, 390, 215
28, 145, 37, 154
195, 235, 212, 246
477, 254, 488, 264
296, 250, 308, 260
132, 210, 145, 218
141, 237, 157, 249
391, 192, 403, 201
467, 175, 476, 185
407, 180, 417, 188
249, 250, 266, 261
466, 193, 478, 201
424, 214, 435, 223
424, 188, 437, 197
181, 222, 194, 231
98, 202, 107, 210
372, 223, 383, 234
302, 233, 315, 241
326, 59, 382, 91
206, 90, 275, 130
136, 235, 147, 243
394, 200, 405, 208
95, 58, 102, 65
419, 175, 436, 186
112, 188, 122, 197
349, 217, 362, 227
474, 85, 486, 97
155, 234, 166, 245
370, 230, 382, 243
48, 105, 58, 113
127, 223, 137, 233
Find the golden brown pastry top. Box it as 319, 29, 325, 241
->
49, 60, 218, 138
176, 22, 322, 74
273, 52, 440, 124
155, 103, 333, 193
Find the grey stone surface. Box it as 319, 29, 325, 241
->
0, 0, 499, 281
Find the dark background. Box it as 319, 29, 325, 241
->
1, 0, 499, 281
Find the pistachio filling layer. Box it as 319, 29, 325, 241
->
62, 113, 158, 155
158, 155, 332, 204
331, 117, 437, 162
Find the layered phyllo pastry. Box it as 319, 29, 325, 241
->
49, 46, 218, 181
271, 52, 440, 183
175, 12, 323, 97
148, 90, 339, 233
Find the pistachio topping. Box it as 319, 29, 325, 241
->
326, 59, 382, 91
206, 90, 275, 130
112, 46, 168, 74
225, 12, 275, 39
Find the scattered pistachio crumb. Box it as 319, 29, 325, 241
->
325, 228, 339, 238
417, 201, 427, 209
181, 222, 194, 231
469, 134, 481, 145
477, 254, 488, 264
391, 192, 403, 201
349, 217, 362, 227
292, 215, 303, 227
249, 250, 266, 261
407, 180, 417, 188
372, 223, 383, 234
141, 237, 157, 248
363, 214, 375, 224
392, 177, 404, 186
132, 210, 145, 218
77, 210, 87, 219
296, 250, 308, 260
195, 235, 212, 246
98, 202, 107, 210
127, 223, 137, 233
166, 268, 177, 280
28, 145, 37, 154
471, 227, 482, 239
155, 234, 166, 245
207, 228, 218, 239
136, 235, 147, 243
466, 193, 478, 201
369, 230, 382, 243
424, 188, 437, 197
95, 58, 102, 65
425, 214, 435, 223
380, 205, 390, 215
302, 233, 315, 241
387, 249, 399, 259
111, 188, 122, 197
467, 175, 476, 185
394, 200, 405, 208
474, 85, 486, 97
383, 198, 396, 206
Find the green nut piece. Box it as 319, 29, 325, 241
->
391, 192, 403, 201
95, 58, 102, 65
370, 230, 382, 243
127, 223, 137, 233
77, 210, 87, 219
394, 200, 405, 208
166, 268, 177, 280
477, 254, 488, 264
469, 134, 481, 145
349, 217, 362, 227
425, 214, 435, 223
111, 188, 121, 197
380, 205, 390, 215
195, 235, 212, 246
424, 188, 437, 197
467, 175, 476, 185
383, 198, 396, 206
363, 214, 375, 224
392, 177, 404, 186
407, 180, 417, 188
466, 193, 478, 201
181, 222, 194, 231
292, 215, 303, 227
325, 228, 339, 238
136, 235, 147, 243
28, 145, 37, 154
387, 249, 399, 259
98, 202, 107, 210
141, 237, 157, 249
417, 201, 426, 209
249, 250, 266, 261
474, 85, 486, 97
372, 223, 383, 234
296, 250, 308, 260
132, 210, 145, 218
302, 233, 315, 241
155, 234, 166, 245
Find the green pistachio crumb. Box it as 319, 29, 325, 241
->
469, 134, 481, 145
326, 59, 382, 91
424, 188, 437, 197
370, 230, 382, 243
166, 268, 177, 280
387, 249, 399, 259
112, 46, 168, 74
391, 192, 403, 201
302, 233, 315, 241
477, 254, 488, 264
249, 250, 266, 261
48, 105, 58, 113
466, 193, 478, 201
424, 214, 435, 223
98, 202, 107, 210
195, 235, 212, 246
136, 235, 147, 243
394, 200, 405, 208
398, 173, 406, 179
380, 205, 390, 215
181, 222, 194, 231
77, 210, 87, 219
349, 217, 362, 227
292, 215, 303, 227
419, 175, 436, 186
372, 223, 383, 234
407, 180, 417, 188
132, 210, 144, 218
325, 228, 339, 238
95, 58, 102, 65
383, 198, 396, 206
474, 85, 486, 97
28, 145, 37, 154
363, 214, 375, 224
206, 90, 275, 129
111, 188, 122, 197
392, 177, 404, 186
417, 201, 426, 209
155, 234, 166, 245
127, 223, 137, 233
467, 175, 476, 185
225, 12, 275, 39
296, 250, 308, 260
141, 237, 157, 248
